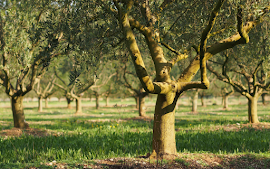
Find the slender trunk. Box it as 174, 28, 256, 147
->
223, 95, 229, 109
248, 97, 259, 123
261, 93, 267, 105
151, 93, 177, 159
135, 96, 139, 109
192, 90, 198, 112
66, 97, 72, 109
106, 96, 109, 107
201, 95, 206, 107
139, 95, 146, 117
75, 97, 82, 114
11, 96, 29, 128
45, 98, 49, 108
95, 93, 99, 109
38, 96, 43, 112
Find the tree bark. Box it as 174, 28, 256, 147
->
11, 96, 29, 128
106, 96, 109, 107
261, 93, 267, 105
95, 93, 99, 109
75, 97, 82, 114
248, 97, 259, 123
223, 95, 229, 109
139, 95, 146, 117
192, 90, 199, 112
45, 98, 49, 108
135, 96, 139, 109
66, 97, 72, 109
201, 94, 206, 107
38, 96, 43, 112
151, 94, 177, 159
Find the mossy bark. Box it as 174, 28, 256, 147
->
11, 96, 29, 128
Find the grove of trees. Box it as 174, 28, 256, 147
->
0, 0, 269, 160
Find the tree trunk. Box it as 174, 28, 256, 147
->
38, 96, 43, 112
75, 97, 82, 114
11, 96, 29, 128
139, 95, 146, 117
201, 94, 206, 107
106, 96, 109, 107
135, 96, 139, 109
261, 93, 267, 105
95, 93, 99, 109
192, 90, 198, 112
151, 94, 177, 159
66, 97, 72, 109
45, 98, 49, 108
223, 95, 229, 109
248, 97, 259, 123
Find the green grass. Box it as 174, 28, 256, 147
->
0, 97, 270, 168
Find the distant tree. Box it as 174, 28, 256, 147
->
34, 74, 56, 112
208, 22, 270, 123
221, 86, 234, 109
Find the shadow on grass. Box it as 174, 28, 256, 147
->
1, 127, 270, 164
30, 118, 154, 131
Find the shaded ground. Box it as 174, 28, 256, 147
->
1, 123, 270, 168
19, 153, 270, 169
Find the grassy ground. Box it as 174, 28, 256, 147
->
0, 97, 270, 168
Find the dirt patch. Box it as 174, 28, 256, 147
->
0, 128, 49, 138
37, 154, 270, 169
27, 121, 55, 125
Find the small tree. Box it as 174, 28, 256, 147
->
34, 74, 56, 112
208, 22, 270, 123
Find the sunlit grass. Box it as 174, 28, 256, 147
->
0, 97, 270, 168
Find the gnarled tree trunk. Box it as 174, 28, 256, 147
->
151, 94, 177, 159
11, 96, 29, 128
248, 97, 259, 123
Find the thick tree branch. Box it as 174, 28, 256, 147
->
116, 2, 157, 93
237, 6, 249, 44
